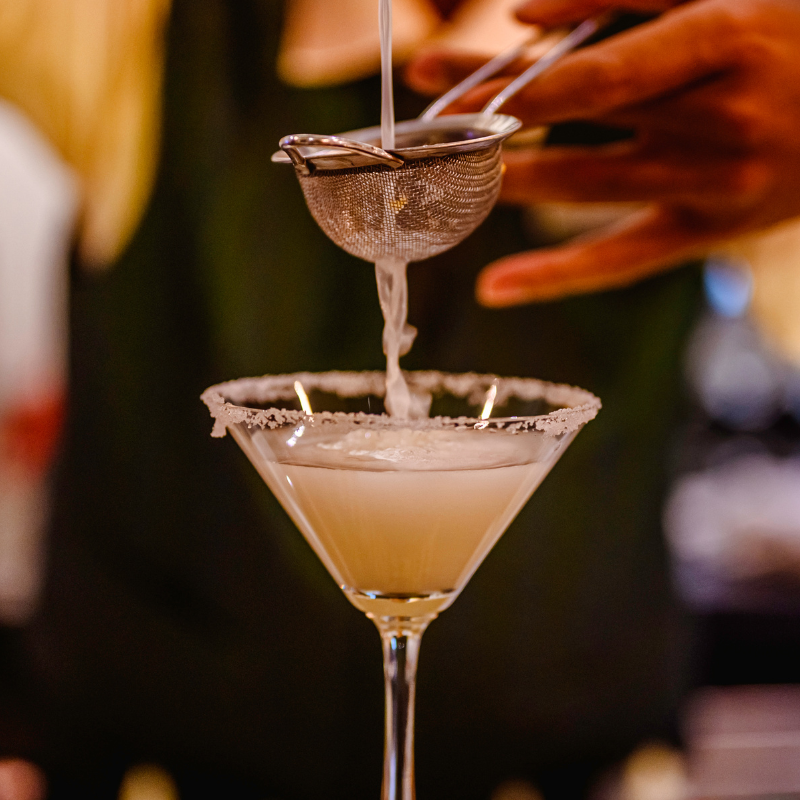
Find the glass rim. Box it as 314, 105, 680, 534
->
201, 370, 601, 439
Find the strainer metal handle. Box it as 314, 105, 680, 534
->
279, 134, 404, 175
420, 14, 610, 122
480, 15, 606, 117
419, 35, 537, 122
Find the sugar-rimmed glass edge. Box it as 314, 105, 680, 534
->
201, 370, 601, 438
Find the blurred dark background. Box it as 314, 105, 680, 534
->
0, 2, 799, 799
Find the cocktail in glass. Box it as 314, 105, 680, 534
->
202, 370, 599, 800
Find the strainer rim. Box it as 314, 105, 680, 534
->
271, 113, 522, 168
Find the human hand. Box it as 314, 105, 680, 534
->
409, 0, 800, 306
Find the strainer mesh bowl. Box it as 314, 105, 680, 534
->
297, 146, 503, 263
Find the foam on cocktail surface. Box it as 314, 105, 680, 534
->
286, 427, 542, 471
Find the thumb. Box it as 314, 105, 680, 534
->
404, 50, 491, 96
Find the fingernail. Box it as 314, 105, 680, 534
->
476, 274, 529, 307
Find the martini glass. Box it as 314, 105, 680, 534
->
201, 370, 599, 800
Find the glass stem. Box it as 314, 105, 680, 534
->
374, 615, 435, 800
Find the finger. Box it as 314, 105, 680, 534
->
600, 78, 770, 155
499, 145, 769, 204
515, 0, 681, 27
404, 50, 492, 97
404, 47, 536, 98
456, 3, 740, 125
475, 205, 718, 306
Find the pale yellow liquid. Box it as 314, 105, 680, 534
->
252, 429, 555, 616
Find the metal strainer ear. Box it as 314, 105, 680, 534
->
272, 17, 603, 263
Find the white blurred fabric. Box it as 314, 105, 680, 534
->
0, 99, 78, 624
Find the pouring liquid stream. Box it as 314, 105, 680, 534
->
378, 0, 417, 418
375, 258, 416, 417
379, 0, 395, 150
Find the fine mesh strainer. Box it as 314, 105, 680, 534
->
272, 18, 603, 263
276, 115, 517, 263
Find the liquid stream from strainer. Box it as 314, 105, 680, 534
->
380, 0, 395, 151
378, 0, 418, 417
375, 258, 419, 417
